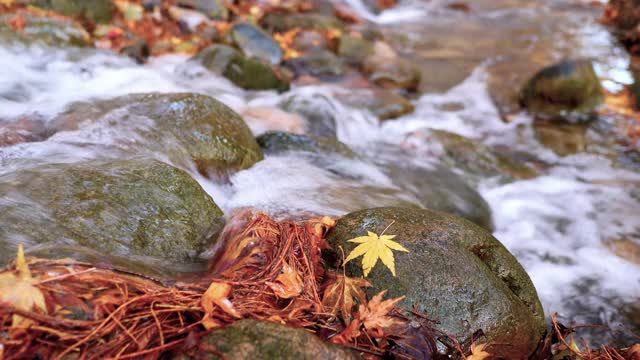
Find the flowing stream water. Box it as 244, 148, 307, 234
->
1, 0, 639, 344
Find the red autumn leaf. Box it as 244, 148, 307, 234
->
358, 290, 404, 336
266, 263, 303, 299
322, 273, 370, 320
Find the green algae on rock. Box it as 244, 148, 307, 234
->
176, 319, 360, 360
0, 159, 224, 270
193, 44, 290, 91
52, 92, 263, 177
520, 59, 603, 123
256, 131, 356, 158
325, 207, 546, 359
0, 12, 90, 47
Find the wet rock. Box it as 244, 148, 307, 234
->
325, 207, 546, 359
362, 0, 396, 14
193, 44, 290, 91
121, 39, 150, 64
427, 129, 540, 181
340, 89, 414, 121
279, 94, 338, 138
240, 106, 306, 135
176, 0, 228, 20
176, 320, 360, 359
52, 93, 263, 177
0, 12, 90, 47
229, 22, 283, 65
0, 159, 224, 273
285, 49, 345, 79
337, 34, 373, 66
520, 59, 603, 123
363, 41, 421, 91
292, 30, 328, 51
261, 13, 345, 33
0, 115, 50, 147
32, 0, 114, 24
257, 131, 356, 158
168, 6, 209, 32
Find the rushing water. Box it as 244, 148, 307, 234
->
1, 0, 640, 344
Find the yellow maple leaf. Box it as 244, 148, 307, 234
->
466, 342, 491, 360
344, 228, 408, 277
0, 244, 47, 327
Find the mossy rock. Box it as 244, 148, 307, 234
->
285, 49, 345, 79
337, 34, 373, 66
256, 131, 356, 157
193, 44, 290, 91
325, 207, 546, 359
177, 320, 360, 359
260, 13, 345, 33
520, 59, 603, 123
32, 0, 114, 24
52, 92, 263, 177
0, 159, 224, 274
0, 13, 90, 47
429, 129, 539, 181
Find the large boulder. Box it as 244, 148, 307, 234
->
51, 93, 264, 177
0, 159, 224, 275
192, 44, 290, 92
520, 60, 603, 123
325, 207, 546, 359
0, 12, 90, 47
177, 320, 360, 359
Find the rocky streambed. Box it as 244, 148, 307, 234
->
1, 0, 640, 357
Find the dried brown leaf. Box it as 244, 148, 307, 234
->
266, 263, 303, 299
322, 274, 370, 320
358, 290, 404, 335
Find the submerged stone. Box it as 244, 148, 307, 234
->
520, 59, 603, 123
325, 207, 546, 359
176, 320, 360, 359
257, 131, 355, 158
0, 159, 224, 272
279, 94, 338, 138
193, 44, 290, 91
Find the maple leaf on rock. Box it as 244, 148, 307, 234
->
344, 230, 408, 277
466, 342, 491, 360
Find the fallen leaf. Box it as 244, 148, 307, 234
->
266, 263, 303, 298
322, 274, 370, 320
357, 290, 404, 335
0, 244, 47, 327
466, 342, 491, 360
114, 0, 143, 22
344, 228, 408, 277
0, 0, 14, 6
201, 281, 241, 329
331, 318, 361, 344
627, 344, 640, 360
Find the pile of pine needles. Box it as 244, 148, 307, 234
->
0, 211, 637, 359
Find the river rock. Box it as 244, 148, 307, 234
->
285, 48, 345, 79
261, 13, 345, 33
533, 122, 588, 156
337, 34, 373, 66
229, 22, 283, 65
176, 320, 360, 359
339, 88, 414, 121
257, 131, 356, 158
363, 41, 421, 91
520, 59, 603, 123
240, 106, 306, 135
52, 93, 263, 177
0, 159, 224, 273
0, 12, 90, 47
32, 0, 114, 24
292, 30, 328, 51
325, 207, 546, 359
193, 44, 290, 91
279, 94, 338, 138
176, 0, 228, 20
